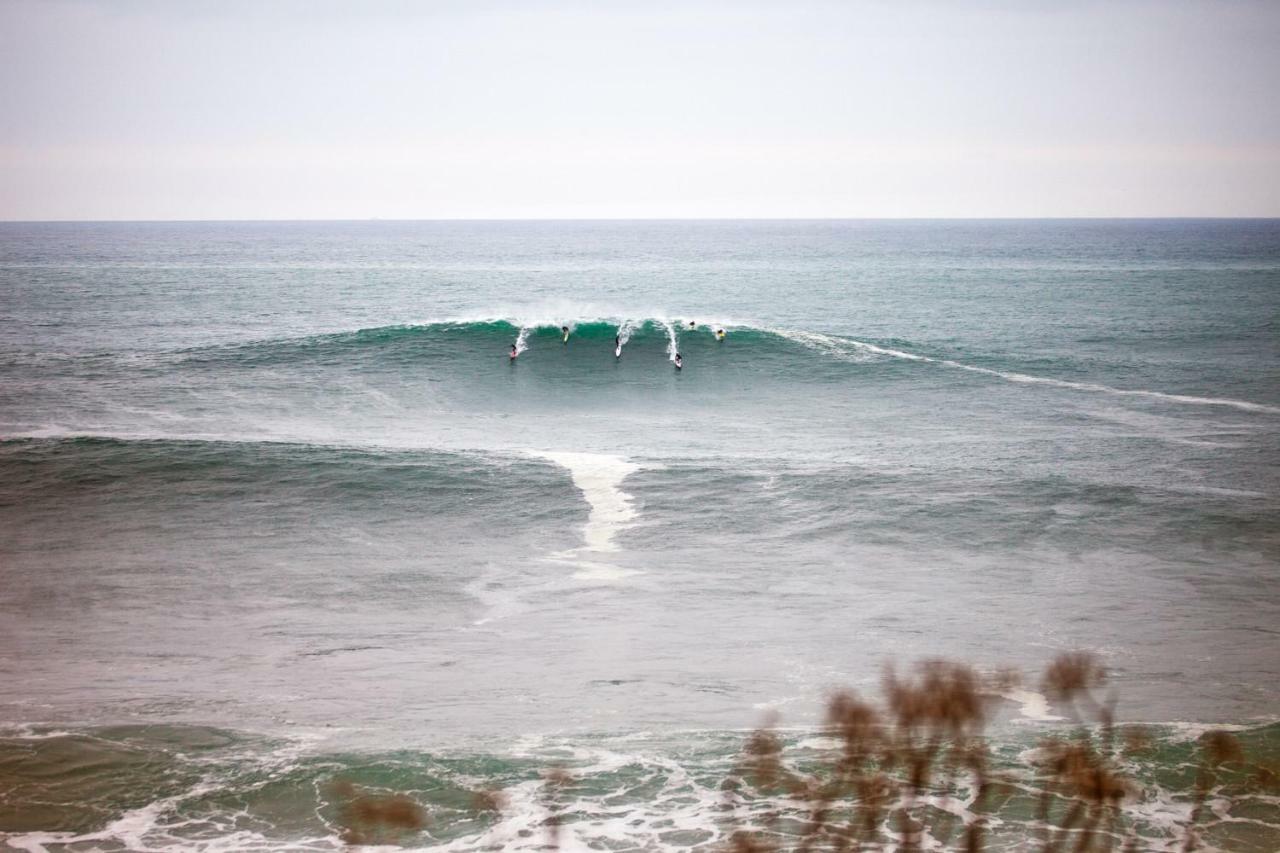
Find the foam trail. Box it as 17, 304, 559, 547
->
614, 320, 638, 357
565, 560, 643, 581
530, 451, 640, 552
661, 320, 679, 362
773, 329, 883, 363
998, 688, 1064, 722
940, 359, 1280, 414
781, 328, 1279, 415
514, 325, 533, 355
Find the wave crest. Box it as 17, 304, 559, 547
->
160, 316, 1280, 415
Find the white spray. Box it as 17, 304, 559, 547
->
660, 319, 679, 362
614, 319, 639, 357
513, 325, 532, 355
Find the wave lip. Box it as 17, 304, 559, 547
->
71, 311, 1280, 416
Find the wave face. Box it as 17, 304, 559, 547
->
7, 313, 1276, 503
166, 317, 897, 367
2, 220, 1279, 849
17, 311, 1239, 416
174, 318, 850, 370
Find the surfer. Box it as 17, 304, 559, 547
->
688, 320, 696, 329
509, 343, 518, 361
674, 352, 683, 370
561, 325, 570, 343
716, 328, 725, 341
614, 335, 622, 358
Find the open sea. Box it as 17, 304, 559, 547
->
1, 220, 1277, 850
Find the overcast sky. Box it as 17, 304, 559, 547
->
2, 0, 1278, 219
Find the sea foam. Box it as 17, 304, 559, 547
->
775, 326, 1280, 414
531, 451, 640, 553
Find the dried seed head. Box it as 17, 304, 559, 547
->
1200, 731, 1243, 766
332, 781, 429, 846
1042, 652, 1106, 701
471, 788, 508, 812
1122, 726, 1153, 756
883, 660, 985, 734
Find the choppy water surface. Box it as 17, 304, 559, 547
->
1, 221, 1277, 849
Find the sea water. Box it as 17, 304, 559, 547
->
0, 220, 1277, 849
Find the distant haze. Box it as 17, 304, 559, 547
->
2, 0, 1278, 220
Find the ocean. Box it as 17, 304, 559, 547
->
1, 220, 1277, 850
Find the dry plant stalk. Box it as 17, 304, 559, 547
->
1182, 730, 1243, 853
724, 660, 996, 852
320, 654, 1260, 852
542, 764, 574, 849
722, 654, 1256, 853
329, 779, 429, 847
470, 787, 508, 813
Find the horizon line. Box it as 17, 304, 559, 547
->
3, 216, 1279, 225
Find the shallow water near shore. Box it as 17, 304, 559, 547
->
1, 220, 1278, 849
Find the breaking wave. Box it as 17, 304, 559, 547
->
161, 316, 1280, 414
1, 722, 1276, 851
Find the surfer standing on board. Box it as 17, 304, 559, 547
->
614, 335, 622, 358
674, 353, 683, 370
716, 328, 725, 341
561, 325, 570, 343
509, 343, 518, 361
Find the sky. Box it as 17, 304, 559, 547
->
1, 0, 1278, 220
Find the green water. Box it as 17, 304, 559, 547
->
1, 220, 1277, 849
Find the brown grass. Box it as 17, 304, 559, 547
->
328, 779, 429, 846
325, 653, 1261, 851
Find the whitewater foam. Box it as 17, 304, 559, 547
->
530, 451, 640, 553
4, 778, 228, 853
771, 328, 883, 363
660, 320, 680, 362
997, 688, 1065, 722
555, 559, 644, 582
939, 360, 1280, 414
616, 319, 639, 346
775, 325, 1279, 414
